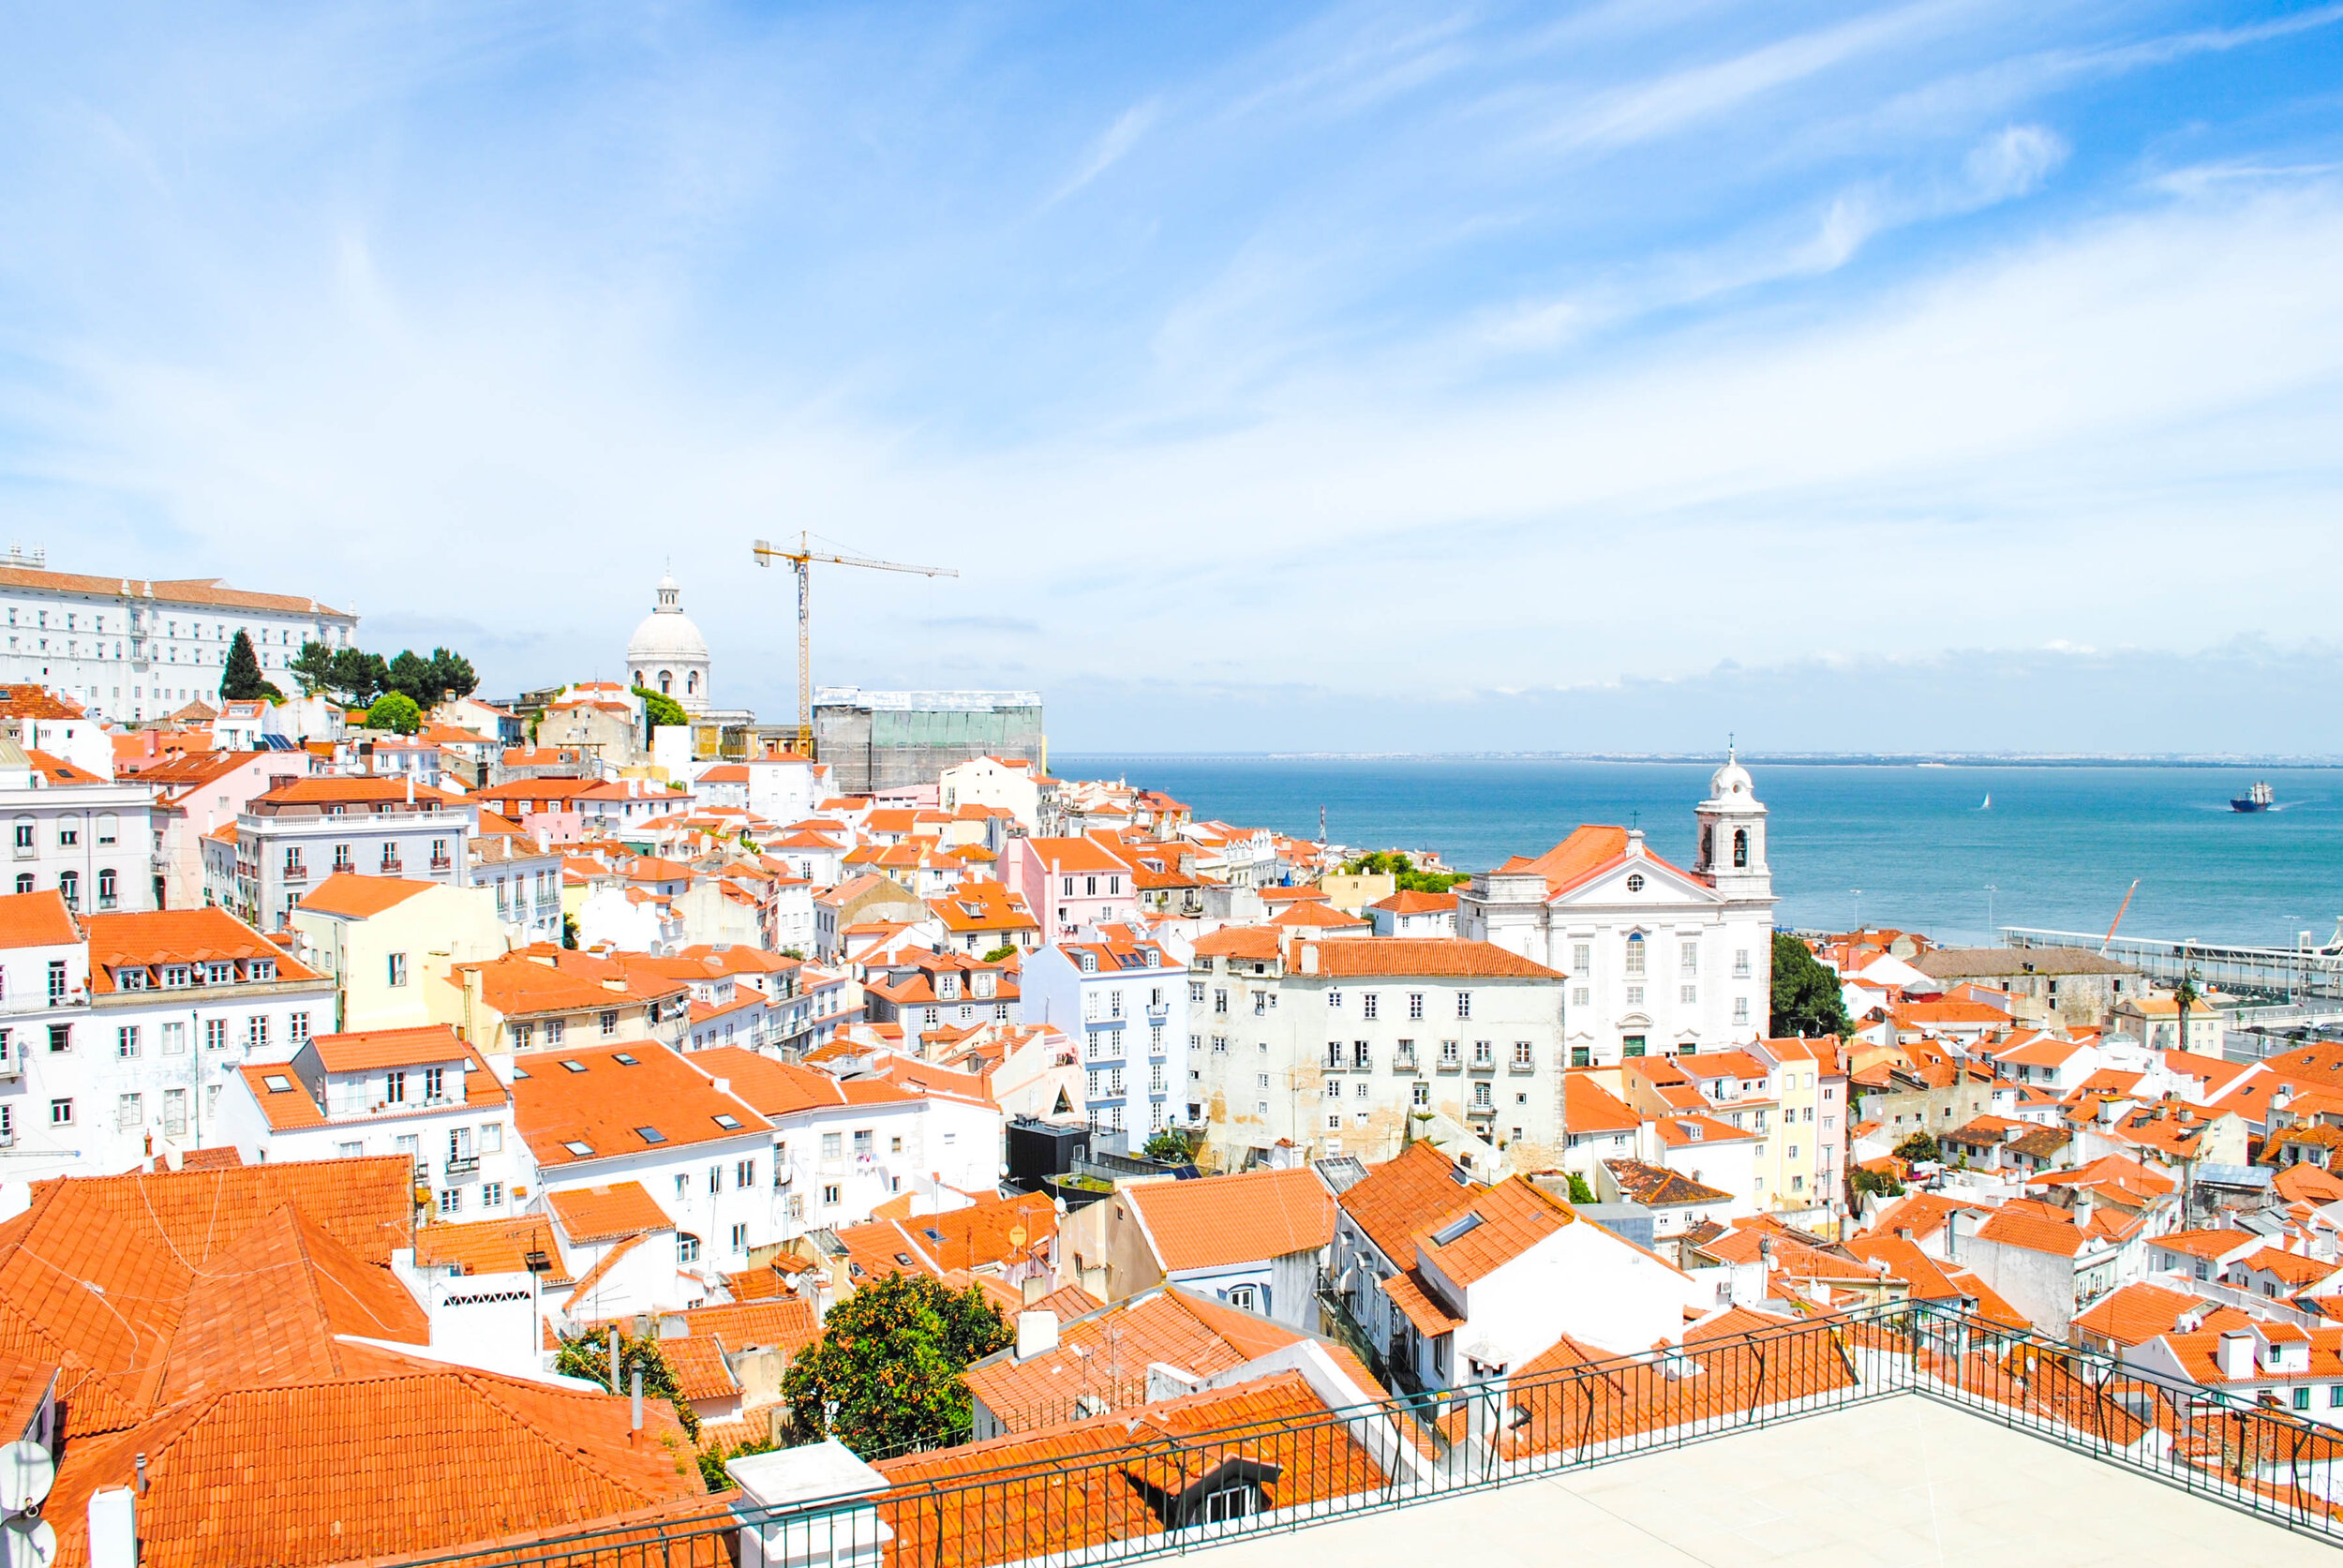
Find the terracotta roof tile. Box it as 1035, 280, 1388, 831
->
1414, 1176, 1575, 1287
1124, 1168, 1335, 1275
1337, 1141, 1482, 1266
0, 889, 79, 949
511, 1042, 769, 1169
292, 873, 440, 918
546, 1182, 675, 1244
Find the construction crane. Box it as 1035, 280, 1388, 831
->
754, 531, 959, 758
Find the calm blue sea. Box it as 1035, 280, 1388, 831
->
1055, 756, 2343, 949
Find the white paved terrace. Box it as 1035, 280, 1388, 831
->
1185, 1395, 2337, 1568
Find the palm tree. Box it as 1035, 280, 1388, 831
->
2174, 967, 2201, 1054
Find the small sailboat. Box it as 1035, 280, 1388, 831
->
1980, 793, 1991, 810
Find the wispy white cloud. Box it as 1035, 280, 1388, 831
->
1048, 97, 1162, 205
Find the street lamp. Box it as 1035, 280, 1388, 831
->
1849, 889, 1863, 933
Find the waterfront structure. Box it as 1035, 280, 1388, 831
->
1459, 752, 1775, 1067
0, 549, 358, 722
813, 687, 1045, 795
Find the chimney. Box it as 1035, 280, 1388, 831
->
134, 1453, 147, 1495
1300, 943, 1319, 976
88, 1486, 138, 1568
631, 1367, 644, 1432
405, 774, 414, 805
2216, 1329, 2255, 1381
1015, 1309, 1058, 1361
712, 1079, 730, 1097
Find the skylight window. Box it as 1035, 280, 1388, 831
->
562, 1140, 594, 1157
512, 1067, 530, 1079
635, 1127, 666, 1144
1431, 1213, 1485, 1247
712, 1113, 741, 1130
560, 1059, 587, 1073
613, 1053, 639, 1066
262, 1074, 293, 1093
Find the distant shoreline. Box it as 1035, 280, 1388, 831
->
1054, 752, 2343, 769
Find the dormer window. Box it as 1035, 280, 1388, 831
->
160, 965, 190, 989
1080, 953, 1097, 975
116, 967, 149, 991
205, 962, 232, 985
250, 959, 275, 981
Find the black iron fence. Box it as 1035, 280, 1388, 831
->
379, 1302, 2343, 1568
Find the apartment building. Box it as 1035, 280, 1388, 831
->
211, 774, 476, 931
1022, 931, 1191, 1154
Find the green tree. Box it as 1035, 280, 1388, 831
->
385, 649, 437, 706
219, 630, 281, 702
426, 646, 479, 703
364, 691, 423, 734
1142, 1129, 1190, 1162
698, 1433, 777, 1492
563, 913, 581, 950
1892, 1131, 1942, 1165
1769, 932, 1852, 1039
1564, 1171, 1595, 1205
553, 1329, 700, 1441
1851, 1166, 1903, 1199
981, 944, 1019, 964
328, 648, 391, 707
781, 1274, 1009, 1457
635, 685, 690, 730
289, 639, 337, 696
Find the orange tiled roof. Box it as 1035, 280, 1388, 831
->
291, 872, 440, 918
311, 1023, 475, 1073
46, 1360, 701, 1568
511, 1042, 769, 1168
1303, 938, 1563, 979
0, 1158, 414, 1438
0, 889, 79, 950
1415, 1176, 1575, 1286
545, 1182, 675, 1244
1123, 1167, 1336, 1275
1337, 1141, 1482, 1266
84, 907, 323, 993
415, 1214, 570, 1284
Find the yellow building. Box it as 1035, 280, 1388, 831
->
291, 873, 510, 1034
1754, 1037, 1849, 1234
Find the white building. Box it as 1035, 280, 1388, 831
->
216, 1023, 526, 1222
2, 903, 337, 1179
1022, 933, 1193, 1155
0, 551, 358, 723
510, 1039, 779, 1283
211, 774, 478, 932
938, 754, 1045, 832
691, 1045, 1003, 1243
625, 572, 713, 716
1185, 930, 1570, 1172
1, 745, 157, 915
1459, 751, 1776, 1066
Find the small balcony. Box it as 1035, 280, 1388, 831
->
1392, 1052, 1418, 1074
1467, 1060, 1496, 1075
282, 863, 308, 884
429, 855, 452, 872
444, 1155, 480, 1177
380, 859, 404, 875
1466, 1102, 1497, 1120
1508, 1062, 1537, 1075
1435, 1058, 1463, 1074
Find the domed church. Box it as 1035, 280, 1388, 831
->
626, 571, 712, 715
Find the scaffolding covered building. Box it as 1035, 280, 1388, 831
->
812, 687, 1045, 795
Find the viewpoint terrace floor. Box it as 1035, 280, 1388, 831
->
1185, 1395, 2336, 1567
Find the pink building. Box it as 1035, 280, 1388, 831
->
1007, 836, 1138, 941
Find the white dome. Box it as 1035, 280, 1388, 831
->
1709, 747, 1754, 799
625, 571, 712, 714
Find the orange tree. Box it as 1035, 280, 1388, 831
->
781, 1273, 1010, 1457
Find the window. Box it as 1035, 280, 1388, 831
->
57, 871, 77, 908
11, 875, 26, 895
48, 1023, 69, 1053
737, 1158, 756, 1188
1625, 873, 1645, 892
1572, 1045, 1591, 1068
709, 1163, 724, 1193
1213, 988, 1228, 1015
247, 1015, 268, 1049
1472, 1039, 1493, 1067
51, 1098, 73, 1126
1362, 994, 1379, 1021
439, 1189, 463, 1217
1624, 934, 1646, 976
601, 1009, 619, 1036
384, 1070, 407, 1104
1733, 948, 1751, 978
116, 1093, 142, 1129
678, 1233, 701, 1263
1513, 1041, 1534, 1069
9, 819, 27, 851
1622, 1036, 1647, 1057
1733, 997, 1750, 1025
1472, 1082, 1491, 1108
822, 1131, 842, 1159
1455, 991, 1473, 1020
388, 952, 409, 987
423, 1066, 445, 1100
2295, 1386, 2313, 1411
822, 1183, 842, 1205
116, 1026, 140, 1058
97, 868, 117, 909
204, 1017, 227, 1050
1352, 1040, 1370, 1069
1681, 985, 1698, 1005
483, 1181, 503, 1207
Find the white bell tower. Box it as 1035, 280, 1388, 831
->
1694, 744, 1771, 903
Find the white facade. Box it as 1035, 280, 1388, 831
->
0, 557, 357, 723
1022, 941, 1192, 1156
1459, 754, 1776, 1066
625, 573, 713, 716
938, 755, 1043, 831
2, 779, 157, 916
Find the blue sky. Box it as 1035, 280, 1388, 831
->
3, 2, 2341, 753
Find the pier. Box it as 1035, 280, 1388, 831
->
2003, 925, 2343, 1003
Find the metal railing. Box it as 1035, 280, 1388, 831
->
366, 1302, 2343, 1568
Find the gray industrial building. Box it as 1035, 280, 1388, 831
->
812, 687, 1045, 794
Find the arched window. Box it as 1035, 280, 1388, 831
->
95, 813, 119, 846
633, 669, 643, 686
1624, 933, 1646, 976
1700, 825, 1712, 864
659, 671, 673, 694
10, 816, 31, 851
12, 874, 29, 894
1733, 829, 1749, 868
686, 671, 699, 694
58, 871, 79, 909
97, 869, 117, 909
677, 1232, 701, 1263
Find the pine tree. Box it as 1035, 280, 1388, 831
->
220, 630, 277, 701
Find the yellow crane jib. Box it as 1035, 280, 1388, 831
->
752, 532, 959, 760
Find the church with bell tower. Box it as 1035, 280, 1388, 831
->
1457, 750, 1779, 1067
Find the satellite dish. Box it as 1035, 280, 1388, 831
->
0, 1443, 52, 1516
0, 1516, 53, 1568
1007, 1225, 1028, 1250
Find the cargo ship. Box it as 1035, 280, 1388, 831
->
2231, 781, 2276, 813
